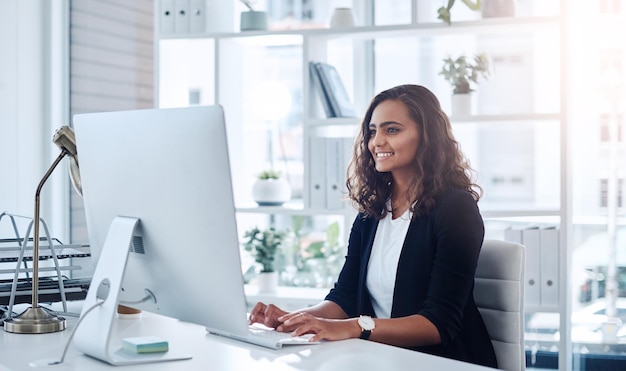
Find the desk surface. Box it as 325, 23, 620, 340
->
0, 307, 497, 371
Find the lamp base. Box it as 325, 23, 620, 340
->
3, 306, 66, 334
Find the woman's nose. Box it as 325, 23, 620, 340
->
370, 132, 383, 146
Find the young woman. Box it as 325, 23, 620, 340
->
249, 84, 497, 368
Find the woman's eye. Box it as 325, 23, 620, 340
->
368, 129, 376, 136
387, 127, 399, 134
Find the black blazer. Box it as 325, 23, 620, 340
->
325, 189, 497, 368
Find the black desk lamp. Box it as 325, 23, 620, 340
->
3, 126, 82, 334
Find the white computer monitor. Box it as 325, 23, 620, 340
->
70, 105, 248, 365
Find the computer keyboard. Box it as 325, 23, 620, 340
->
248, 326, 316, 343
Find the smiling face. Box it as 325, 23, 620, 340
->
367, 99, 421, 181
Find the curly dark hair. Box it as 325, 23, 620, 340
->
346, 84, 481, 219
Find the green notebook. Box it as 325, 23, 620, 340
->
121, 336, 169, 354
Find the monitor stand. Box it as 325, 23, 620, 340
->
71, 216, 192, 366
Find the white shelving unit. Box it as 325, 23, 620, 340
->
154, 1, 570, 369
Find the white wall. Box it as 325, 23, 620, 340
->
0, 0, 69, 241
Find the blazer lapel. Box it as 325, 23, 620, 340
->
357, 219, 379, 315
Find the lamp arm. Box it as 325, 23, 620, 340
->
31, 149, 70, 308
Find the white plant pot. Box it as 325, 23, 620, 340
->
481, 0, 516, 18
451, 93, 473, 117
329, 7, 356, 28
256, 271, 278, 293
252, 178, 292, 206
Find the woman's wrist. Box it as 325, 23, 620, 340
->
352, 318, 362, 338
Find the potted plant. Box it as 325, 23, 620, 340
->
239, 0, 268, 31
439, 53, 490, 116
251, 169, 292, 206
243, 226, 287, 293
303, 222, 344, 288
437, 0, 481, 25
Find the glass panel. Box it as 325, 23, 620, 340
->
236, 213, 348, 289
158, 39, 215, 108
373, 29, 560, 116
454, 120, 560, 212
374, 0, 412, 25
569, 1, 626, 369
324, 38, 357, 111
525, 311, 561, 369
218, 37, 304, 207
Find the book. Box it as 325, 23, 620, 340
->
313, 62, 357, 118
309, 62, 335, 117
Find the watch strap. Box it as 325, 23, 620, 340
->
359, 329, 372, 340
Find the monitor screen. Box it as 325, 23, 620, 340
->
72, 105, 247, 330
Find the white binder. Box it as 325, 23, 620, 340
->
540, 226, 560, 308
325, 138, 343, 209
325, 138, 352, 210
160, 0, 175, 35
174, 0, 190, 34
522, 227, 541, 307
504, 226, 523, 244
189, 0, 205, 33
308, 137, 326, 209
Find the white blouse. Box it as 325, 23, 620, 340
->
366, 206, 412, 318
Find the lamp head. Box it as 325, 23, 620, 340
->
52, 126, 82, 196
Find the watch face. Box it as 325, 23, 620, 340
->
358, 315, 375, 330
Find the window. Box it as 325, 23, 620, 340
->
600, 113, 624, 142
600, 178, 624, 208
600, 0, 622, 14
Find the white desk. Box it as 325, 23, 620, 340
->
0, 308, 498, 371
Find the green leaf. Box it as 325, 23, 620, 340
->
437, 6, 452, 26
326, 222, 339, 246
257, 169, 281, 180
243, 226, 286, 273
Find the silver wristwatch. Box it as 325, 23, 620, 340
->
358, 315, 375, 340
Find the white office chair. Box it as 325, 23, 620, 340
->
474, 239, 526, 371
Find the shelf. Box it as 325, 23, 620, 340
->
302, 16, 560, 40
159, 16, 561, 42
236, 203, 353, 216
235, 205, 563, 220
481, 209, 561, 219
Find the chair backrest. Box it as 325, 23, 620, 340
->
474, 239, 525, 371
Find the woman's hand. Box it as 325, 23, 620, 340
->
249, 302, 289, 329
278, 312, 361, 341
